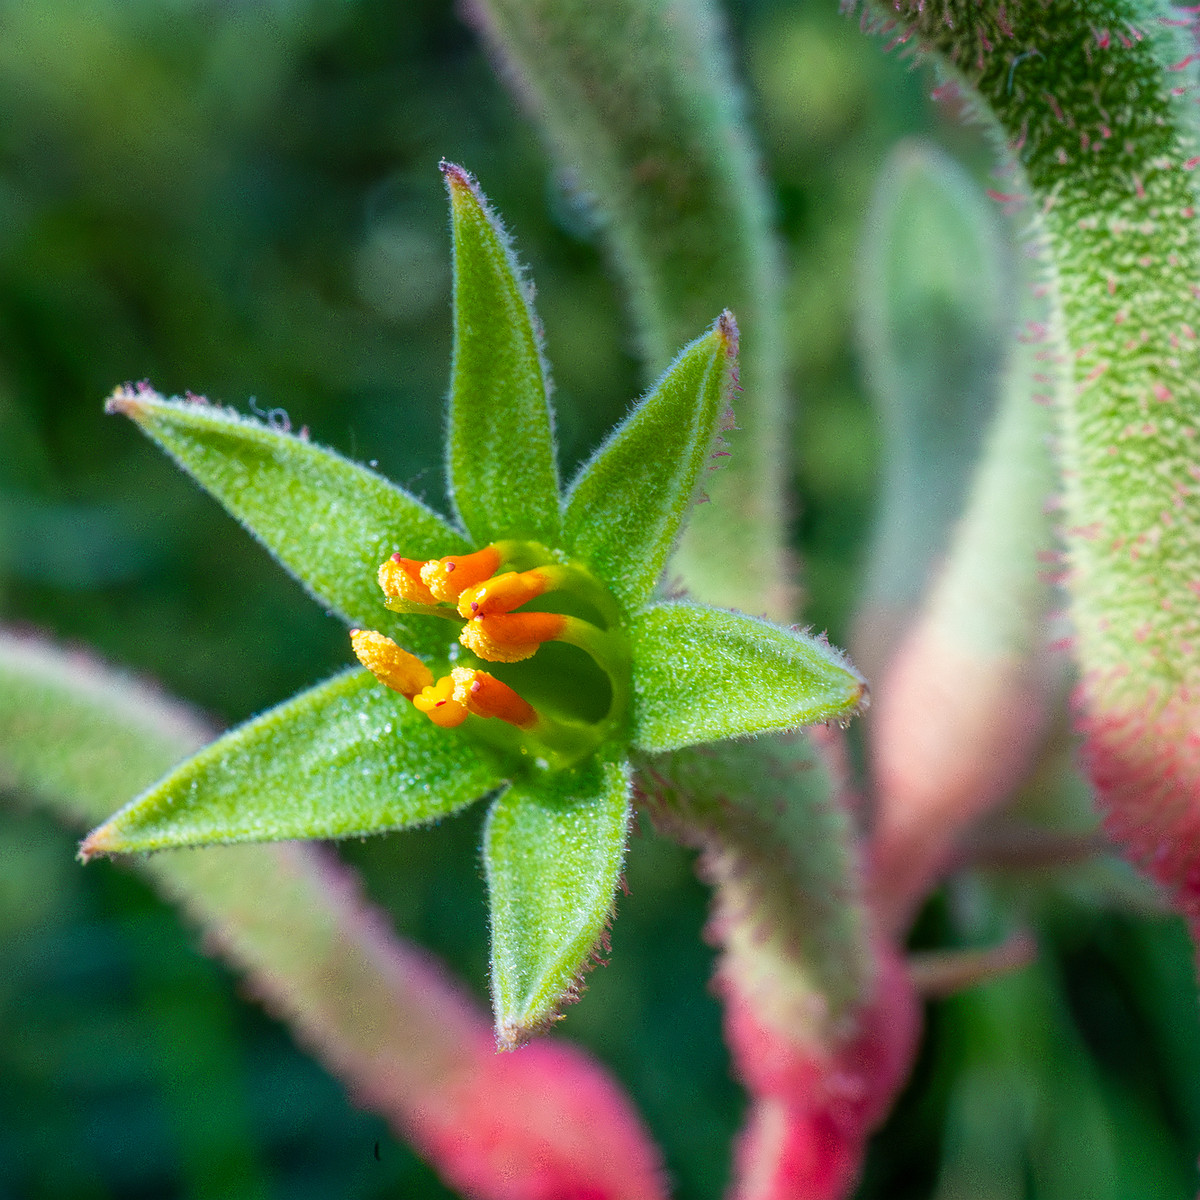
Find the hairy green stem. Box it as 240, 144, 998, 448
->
466, 0, 791, 617
863, 0, 1200, 920
855, 141, 1059, 929
639, 733, 919, 1200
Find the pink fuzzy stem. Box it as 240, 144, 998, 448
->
723, 940, 920, 1200
0, 630, 667, 1200
172, 843, 668, 1200
645, 733, 921, 1200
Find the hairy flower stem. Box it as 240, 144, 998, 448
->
640, 733, 920, 1200
0, 632, 667, 1200
862, 0, 1200, 930
855, 143, 1060, 932
466, 0, 791, 617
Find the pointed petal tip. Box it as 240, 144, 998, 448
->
495, 1022, 527, 1053
716, 309, 739, 356
439, 159, 475, 194
104, 386, 149, 419
78, 824, 118, 862
494, 1010, 560, 1053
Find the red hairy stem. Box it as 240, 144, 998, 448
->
723, 941, 920, 1200
174, 845, 669, 1200
639, 731, 921, 1200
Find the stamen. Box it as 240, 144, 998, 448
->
450, 666, 537, 728
350, 630, 434, 697
420, 545, 503, 602
456, 568, 554, 618
459, 612, 567, 663
378, 557, 438, 606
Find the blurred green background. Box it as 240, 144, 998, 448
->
2, 1, 1198, 1197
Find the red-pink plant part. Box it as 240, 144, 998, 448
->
860, 0, 1200, 961
722, 941, 920, 1200
416, 1038, 668, 1200
209, 848, 667, 1200
1080, 685, 1200, 923
870, 622, 1051, 934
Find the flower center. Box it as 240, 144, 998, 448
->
350, 540, 628, 764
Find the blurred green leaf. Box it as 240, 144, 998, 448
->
444, 162, 560, 546
564, 313, 737, 612
857, 140, 1013, 623
484, 756, 630, 1047
629, 604, 865, 752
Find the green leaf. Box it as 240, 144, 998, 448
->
108, 387, 465, 657
564, 313, 738, 610
629, 604, 865, 752
443, 162, 560, 546
484, 756, 630, 1048
857, 141, 1013, 625
81, 668, 502, 854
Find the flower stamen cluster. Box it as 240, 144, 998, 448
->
352, 539, 629, 760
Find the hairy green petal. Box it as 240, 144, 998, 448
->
564, 312, 738, 611
484, 756, 631, 1048
81, 669, 502, 854
107, 387, 464, 656
629, 604, 865, 752
443, 162, 560, 545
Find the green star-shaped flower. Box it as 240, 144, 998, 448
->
81, 163, 865, 1046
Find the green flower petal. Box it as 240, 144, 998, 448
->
443, 162, 560, 545
629, 603, 866, 752
81, 669, 502, 855
107, 387, 465, 656
484, 756, 631, 1048
564, 313, 738, 610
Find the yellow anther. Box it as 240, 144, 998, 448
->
459, 612, 567, 664
456, 568, 553, 618
378, 556, 438, 606
412, 675, 470, 728
419, 545, 503, 603
350, 630, 434, 698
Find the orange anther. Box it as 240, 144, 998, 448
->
450, 666, 537, 728
412, 675, 469, 728
420, 545, 503, 602
459, 612, 567, 663
378, 557, 438, 606
457, 568, 552, 618
350, 630, 433, 697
